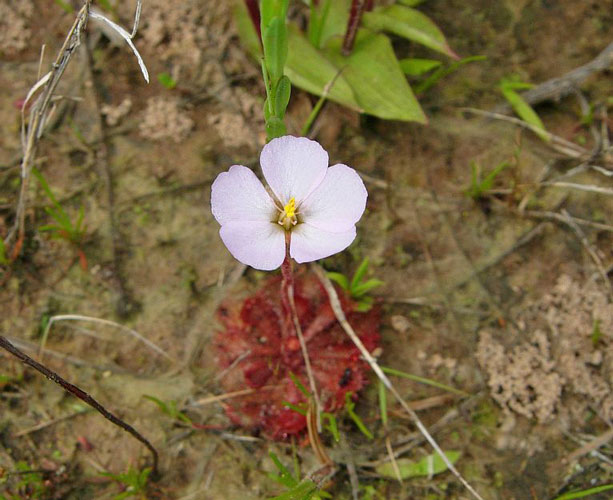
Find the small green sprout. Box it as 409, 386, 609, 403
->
345, 391, 373, 440
327, 258, 384, 311
465, 160, 509, 202
591, 318, 603, 347
101, 466, 151, 500
267, 452, 331, 500
33, 168, 87, 267
157, 72, 177, 90
143, 395, 192, 425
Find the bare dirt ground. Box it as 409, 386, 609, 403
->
2, 1, 613, 499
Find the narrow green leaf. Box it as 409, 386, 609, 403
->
275, 75, 292, 117
500, 82, 549, 142
399, 58, 442, 76
345, 392, 374, 440
376, 451, 460, 479
362, 5, 458, 59
350, 257, 370, 290
322, 412, 340, 442
382, 366, 470, 397
415, 54, 486, 93
288, 372, 311, 397
263, 17, 289, 83
552, 484, 613, 500
143, 395, 170, 415
283, 401, 307, 416
351, 279, 384, 298
269, 452, 298, 487
324, 31, 426, 122
327, 272, 350, 291
378, 379, 388, 427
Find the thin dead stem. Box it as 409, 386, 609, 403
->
0, 335, 159, 475
311, 264, 485, 500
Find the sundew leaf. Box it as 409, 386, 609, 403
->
376, 451, 461, 479
324, 31, 426, 122
399, 58, 442, 76
362, 5, 458, 59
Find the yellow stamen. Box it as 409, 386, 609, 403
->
278, 197, 298, 230
283, 198, 296, 218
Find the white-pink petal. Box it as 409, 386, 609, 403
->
260, 136, 328, 205
219, 221, 286, 271
211, 165, 277, 225
300, 164, 367, 233
289, 223, 357, 263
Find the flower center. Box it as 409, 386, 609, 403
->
277, 197, 298, 230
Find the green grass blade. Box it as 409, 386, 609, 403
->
382, 366, 469, 397
552, 484, 613, 500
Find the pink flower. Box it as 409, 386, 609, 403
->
211, 136, 367, 270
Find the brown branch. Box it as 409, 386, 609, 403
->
0, 335, 159, 475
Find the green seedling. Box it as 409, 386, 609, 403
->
32, 168, 87, 268
267, 452, 331, 500
465, 160, 509, 202
499, 76, 549, 142
327, 257, 383, 311
157, 72, 177, 89
101, 466, 151, 500
591, 318, 603, 347
143, 395, 192, 425
345, 391, 373, 439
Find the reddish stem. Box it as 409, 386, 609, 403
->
243, 0, 262, 41
364, 0, 374, 12
280, 235, 295, 341
342, 0, 365, 56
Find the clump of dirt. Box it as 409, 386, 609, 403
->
0, 0, 34, 55
101, 97, 133, 127
213, 272, 380, 440
138, 96, 194, 142
477, 275, 613, 424
139, 0, 208, 65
